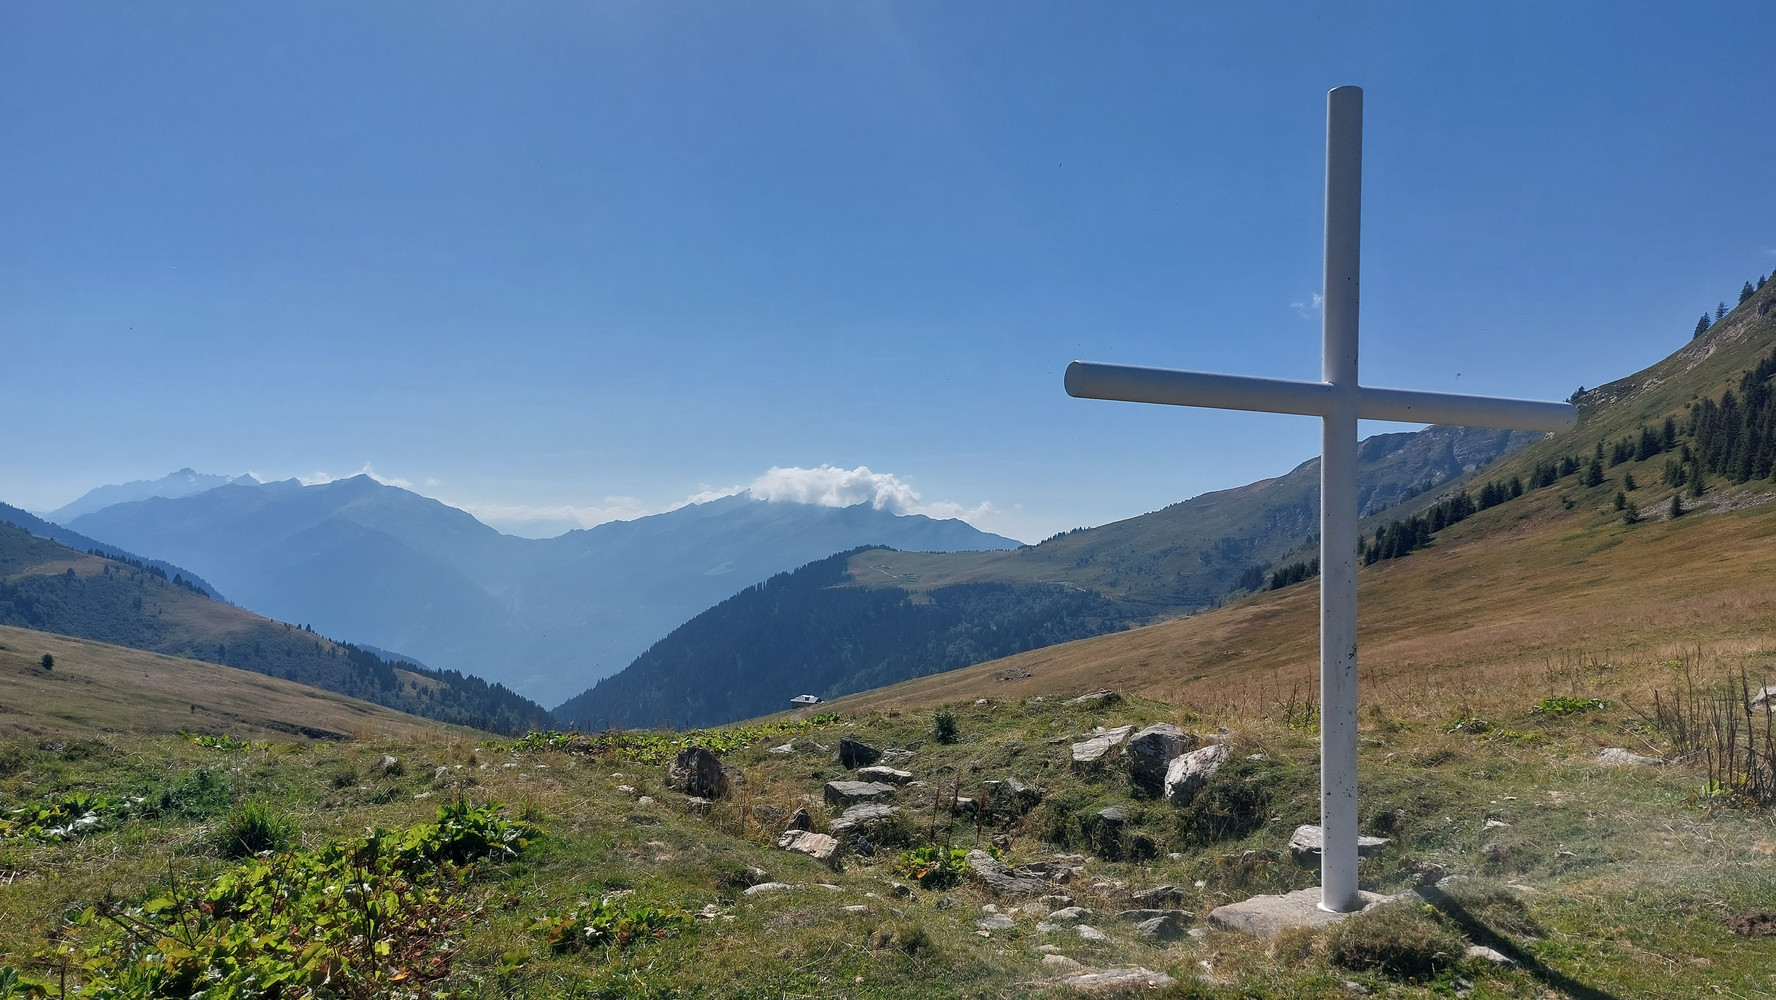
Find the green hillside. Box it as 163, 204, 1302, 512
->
0, 524, 553, 734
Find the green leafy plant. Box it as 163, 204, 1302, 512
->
532, 897, 690, 952
1531, 696, 1608, 717
61, 802, 539, 998
891, 845, 977, 890
932, 707, 959, 744
0, 791, 136, 843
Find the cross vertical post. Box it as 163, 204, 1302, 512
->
1062, 85, 1576, 916
1318, 84, 1363, 913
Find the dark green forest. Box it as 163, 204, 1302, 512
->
555, 546, 1141, 730
0, 523, 552, 734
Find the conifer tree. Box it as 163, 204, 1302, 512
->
1689, 468, 1706, 498
1695, 314, 1711, 338
1623, 502, 1640, 525
1584, 460, 1605, 487
1623, 472, 1637, 491
1669, 494, 1684, 518
1716, 302, 1728, 321
1614, 491, 1627, 510
1745, 281, 1758, 304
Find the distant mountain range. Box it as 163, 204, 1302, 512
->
41, 468, 259, 523
0, 522, 552, 734
55, 480, 1020, 706
557, 424, 1538, 728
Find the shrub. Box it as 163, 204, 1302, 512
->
329, 767, 358, 789
1327, 902, 1465, 980
38, 654, 52, 671
1531, 696, 1607, 718
143, 767, 233, 819
933, 708, 959, 744
1172, 758, 1274, 848
212, 800, 297, 858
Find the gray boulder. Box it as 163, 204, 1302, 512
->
1127, 724, 1195, 793
777, 830, 840, 867
1132, 912, 1190, 941
784, 806, 814, 832
667, 746, 727, 798
1057, 968, 1175, 992
838, 737, 882, 769
1071, 726, 1136, 766
1066, 690, 1120, 708
1287, 824, 1391, 868
966, 850, 1050, 898
823, 780, 895, 806
1163, 742, 1231, 806
857, 765, 914, 785
828, 803, 901, 842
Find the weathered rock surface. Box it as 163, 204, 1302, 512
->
857, 765, 914, 785
1597, 747, 1662, 767
1127, 724, 1194, 792
1207, 887, 1396, 937
1066, 690, 1120, 708
1075, 924, 1109, 942
1045, 906, 1091, 922
743, 882, 794, 896
1041, 953, 1084, 970
1071, 726, 1136, 766
983, 776, 1044, 813
784, 806, 814, 832
967, 850, 1050, 898
1128, 885, 1184, 907
823, 780, 896, 806
838, 737, 882, 769
1465, 944, 1519, 966
1163, 743, 1231, 805
976, 912, 1016, 932
828, 803, 901, 840
1057, 967, 1175, 993
1011, 861, 1073, 884
668, 746, 727, 798
1133, 912, 1189, 940
776, 830, 840, 867
1287, 824, 1391, 867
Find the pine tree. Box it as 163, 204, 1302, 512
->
1695, 313, 1711, 338
1716, 302, 1728, 321
1613, 491, 1627, 510
1623, 502, 1640, 525
1744, 281, 1758, 304
1623, 472, 1637, 491
1669, 494, 1685, 518
1584, 460, 1605, 487
1689, 468, 1706, 497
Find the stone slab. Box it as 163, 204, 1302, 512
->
1207, 887, 1398, 938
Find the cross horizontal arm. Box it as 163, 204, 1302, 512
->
1065, 361, 1575, 433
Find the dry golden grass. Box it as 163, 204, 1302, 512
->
0, 624, 447, 742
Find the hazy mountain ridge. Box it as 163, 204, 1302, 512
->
0, 523, 553, 733
60, 481, 1020, 705
0, 501, 228, 602
41, 468, 258, 523
555, 424, 1537, 727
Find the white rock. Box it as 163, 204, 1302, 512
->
1075, 925, 1109, 942
1598, 747, 1661, 767
1041, 953, 1084, 969
743, 882, 794, 896
1058, 967, 1176, 992
1164, 743, 1232, 805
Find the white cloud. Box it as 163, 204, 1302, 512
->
744, 464, 998, 523
1291, 292, 1324, 319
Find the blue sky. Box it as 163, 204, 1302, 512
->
4, 2, 1773, 542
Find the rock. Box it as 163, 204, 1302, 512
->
1097, 805, 1129, 825
1287, 825, 1391, 867
1067, 690, 1120, 708
1598, 747, 1662, 767
1115, 908, 1190, 925
828, 803, 901, 841
1465, 944, 1518, 966
1134, 913, 1189, 941
1071, 727, 1136, 766
1058, 968, 1175, 993
976, 912, 1016, 932
1036, 921, 1062, 933
1046, 906, 1091, 922
1752, 685, 1776, 710
838, 737, 882, 769
1207, 887, 1397, 937
768, 742, 795, 754
376, 754, 401, 775
743, 882, 794, 896
752, 804, 786, 826
1484, 818, 1511, 829
1129, 885, 1184, 907
636, 796, 655, 806
1163, 743, 1231, 806
890, 882, 912, 898
684, 795, 713, 815
1011, 861, 1074, 884
1041, 953, 1084, 970
1040, 894, 1077, 909
967, 849, 1050, 898
823, 780, 896, 806
1075, 924, 1109, 942
1127, 724, 1194, 793
857, 765, 914, 785
777, 830, 840, 867
843, 904, 868, 913
667, 746, 727, 798
784, 806, 814, 832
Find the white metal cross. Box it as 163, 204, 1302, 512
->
1065, 86, 1575, 913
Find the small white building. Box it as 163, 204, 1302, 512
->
790, 694, 822, 707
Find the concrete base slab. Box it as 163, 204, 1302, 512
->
1207, 887, 1401, 938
